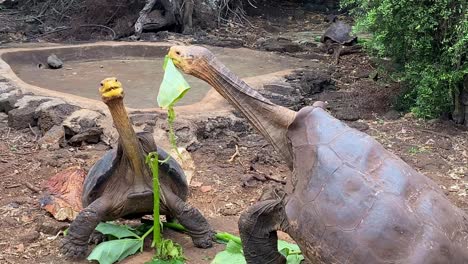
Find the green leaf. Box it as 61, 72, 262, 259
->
87, 238, 142, 264
211, 240, 246, 264
145, 258, 185, 264
95, 222, 140, 239
278, 240, 304, 264
157, 55, 191, 109
211, 239, 304, 264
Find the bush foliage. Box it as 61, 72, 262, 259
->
341, 0, 467, 118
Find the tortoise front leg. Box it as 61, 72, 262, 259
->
61, 198, 111, 259
239, 199, 288, 264
161, 186, 215, 248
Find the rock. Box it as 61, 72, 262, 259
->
69, 127, 103, 144
63, 109, 106, 144
0, 112, 7, 122
36, 217, 69, 235
354, 68, 371, 79
47, 54, 63, 69
36, 103, 79, 133
260, 37, 303, 53
38, 125, 64, 149
8, 106, 37, 129
19, 230, 40, 243
200, 185, 212, 193
334, 109, 360, 121
40, 167, 86, 221
0, 88, 22, 113
369, 71, 379, 81
346, 121, 369, 131
383, 109, 401, 120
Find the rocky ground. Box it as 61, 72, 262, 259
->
1, 1, 467, 264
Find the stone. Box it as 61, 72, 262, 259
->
0, 112, 7, 122
69, 127, 103, 144
346, 121, 369, 131
14, 95, 50, 109
37, 103, 79, 133
0, 89, 22, 113
38, 125, 64, 149
260, 37, 303, 53
8, 106, 37, 129
18, 230, 40, 243
36, 217, 69, 235
383, 109, 401, 120
47, 54, 63, 69
63, 109, 106, 144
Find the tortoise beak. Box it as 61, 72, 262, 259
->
100, 77, 124, 102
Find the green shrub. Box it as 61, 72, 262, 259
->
341, 0, 467, 119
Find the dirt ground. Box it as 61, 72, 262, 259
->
1, 1, 468, 264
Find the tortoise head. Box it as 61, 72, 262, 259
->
168, 46, 215, 75
99, 77, 124, 103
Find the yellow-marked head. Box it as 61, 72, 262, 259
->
99, 77, 123, 103
168, 46, 214, 75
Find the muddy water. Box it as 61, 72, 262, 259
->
13, 47, 311, 108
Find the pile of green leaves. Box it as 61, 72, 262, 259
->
211, 237, 303, 264
87, 222, 154, 264
163, 222, 304, 264
341, 0, 467, 119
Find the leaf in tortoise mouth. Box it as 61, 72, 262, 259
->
157, 55, 191, 109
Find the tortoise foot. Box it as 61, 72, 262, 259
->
60, 236, 88, 259
192, 230, 216, 248
89, 230, 106, 245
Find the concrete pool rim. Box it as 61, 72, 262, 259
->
0, 41, 294, 116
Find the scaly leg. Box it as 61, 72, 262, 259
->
239, 199, 288, 264
161, 185, 215, 248
61, 198, 111, 259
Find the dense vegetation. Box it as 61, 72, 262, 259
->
341, 0, 467, 121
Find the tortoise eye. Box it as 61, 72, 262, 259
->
100, 83, 103, 86
176, 51, 181, 55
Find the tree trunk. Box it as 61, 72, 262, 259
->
132, 0, 218, 39
453, 74, 468, 126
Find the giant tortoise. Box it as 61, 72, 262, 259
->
60, 78, 214, 258
167, 46, 468, 264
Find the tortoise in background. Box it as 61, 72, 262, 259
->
168, 45, 468, 263
61, 78, 214, 259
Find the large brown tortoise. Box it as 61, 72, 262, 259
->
60, 78, 214, 259
167, 46, 468, 264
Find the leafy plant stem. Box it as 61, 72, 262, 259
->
162, 222, 242, 245
146, 153, 161, 248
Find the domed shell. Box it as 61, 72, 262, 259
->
82, 132, 187, 207
321, 21, 357, 45
285, 106, 468, 263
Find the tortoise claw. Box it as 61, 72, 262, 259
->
60, 236, 88, 259
192, 230, 216, 249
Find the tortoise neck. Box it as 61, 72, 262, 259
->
105, 99, 146, 177
193, 57, 296, 169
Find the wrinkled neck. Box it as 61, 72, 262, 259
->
193, 58, 296, 169
105, 99, 146, 176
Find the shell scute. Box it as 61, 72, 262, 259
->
354, 194, 421, 262
300, 145, 342, 202
305, 108, 350, 145
314, 163, 376, 230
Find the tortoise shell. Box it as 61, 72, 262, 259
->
82, 131, 188, 207
321, 21, 357, 45
285, 106, 468, 263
